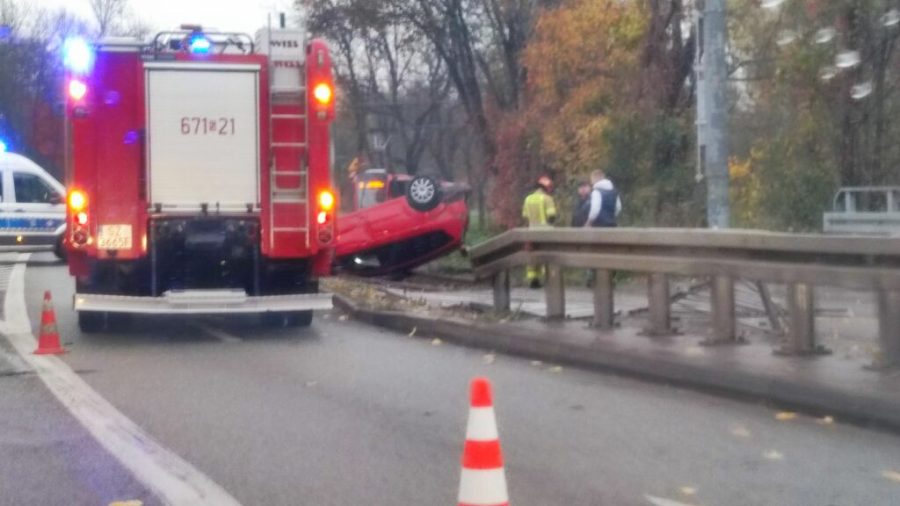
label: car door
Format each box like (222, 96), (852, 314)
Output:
(10, 170), (65, 245)
(0, 168), (12, 242)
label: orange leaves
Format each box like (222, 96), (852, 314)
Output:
(516, 0), (647, 176)
(525, 0), (644, 106)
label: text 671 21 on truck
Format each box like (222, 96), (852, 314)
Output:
(63, 26), (337, 332)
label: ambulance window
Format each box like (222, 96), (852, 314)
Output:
(13, 172), (57, 204)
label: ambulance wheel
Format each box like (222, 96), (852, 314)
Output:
(53, 236), (67, 262)
(78, 311), (106, 333)
(406, 176), (441, 212)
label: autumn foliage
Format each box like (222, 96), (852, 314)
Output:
(491, 0), (698, 227)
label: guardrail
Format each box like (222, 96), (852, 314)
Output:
(823, 211), (900, 236)
(468, 228), (900, 369)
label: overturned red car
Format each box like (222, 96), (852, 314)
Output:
(335, 169), (469, 277)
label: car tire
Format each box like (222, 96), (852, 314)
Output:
(406, 175), (441, 212)
(53, 236), (67, 262)
(78, 311), (106, 333)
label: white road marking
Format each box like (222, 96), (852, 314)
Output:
(191, 321), (243, 343)
(0, 253), (242, 506)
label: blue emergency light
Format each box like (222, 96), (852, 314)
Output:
(63, 37), (94, 74)
(189, 33), (211, 53)
(0, 140), (7, 153)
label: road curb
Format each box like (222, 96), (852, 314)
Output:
(333, 294), (900, 432)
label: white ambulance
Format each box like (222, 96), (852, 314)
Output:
(0, 145), (67, 259)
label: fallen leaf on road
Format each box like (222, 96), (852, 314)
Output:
(679, 486), (697, 496)
(775, 411), (797, 421)
(431, 338), (442, 346)
(730, 425), (751, 438)
(530, 360), (543, 367)
(644, 494), (698, 506)
(882, 470), (900, 483)
(408, 326), (417, 337)
(763, 449), (784, 460)
(549, 365), (563, 373)
(683, 347), (705, 357)
(483, 353), (496, 365)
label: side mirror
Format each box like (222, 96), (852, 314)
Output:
(50, 194), (64, 205)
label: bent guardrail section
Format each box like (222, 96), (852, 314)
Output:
(468, 228), (900, 369)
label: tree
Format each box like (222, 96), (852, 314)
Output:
(491, 0), (700, 227)
(728, 0), (899, 230)
(0, 1), (92, 175)
(305, 0), (457, 174)
(90, 0), (127, 37)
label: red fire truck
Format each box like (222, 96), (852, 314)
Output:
(63, 26), (337, 331)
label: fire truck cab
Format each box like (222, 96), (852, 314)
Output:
(63, 27), (337, 331)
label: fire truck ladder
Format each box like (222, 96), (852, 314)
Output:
(268, 80), (310, 249)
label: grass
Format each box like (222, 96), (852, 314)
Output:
(423, 212), (500, 275)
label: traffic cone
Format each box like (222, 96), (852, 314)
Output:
(34, 291), (66, 355)
(458, 377), (509, 506)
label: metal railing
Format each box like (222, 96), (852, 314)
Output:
(468, 228), (900, 368)
(823, 186), (900, 236)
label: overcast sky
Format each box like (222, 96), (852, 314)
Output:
(30, 0), (300, 37)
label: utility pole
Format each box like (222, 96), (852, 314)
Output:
(696, 0), (730, 228)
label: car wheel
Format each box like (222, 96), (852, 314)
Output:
(78, 311), (106, 333)
(406, 175), (441, 212)
(53, 236), (67, 262)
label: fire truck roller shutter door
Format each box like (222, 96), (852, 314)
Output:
(145, 62), (261, 212)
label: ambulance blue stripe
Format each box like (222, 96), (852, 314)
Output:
(0, 218), (65, 231)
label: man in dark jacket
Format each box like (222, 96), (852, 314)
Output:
(585, 169), (622, 228)
(571, 181), (592, 227)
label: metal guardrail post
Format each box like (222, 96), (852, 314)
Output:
(592, 269), (614, 329)
(492, 270), (510, 313)
(777, 283), (820, 355)
(706, 275), (736, 344)
(545, 265), (565, 320)
(646, 273), (672, 335)
(875, 289), (900, 369)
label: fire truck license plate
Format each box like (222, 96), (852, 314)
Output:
(97, 225), (133, 250)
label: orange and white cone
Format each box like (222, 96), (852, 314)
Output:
(458, 377), (509, 506)
(34, 291), (66, 355)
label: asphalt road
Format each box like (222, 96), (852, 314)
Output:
(2, 253), (900, 505)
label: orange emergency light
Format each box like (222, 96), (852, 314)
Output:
(318, 190), (335, 212)
(68, 190), (88, 211)
(313, 83), (333, 106)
